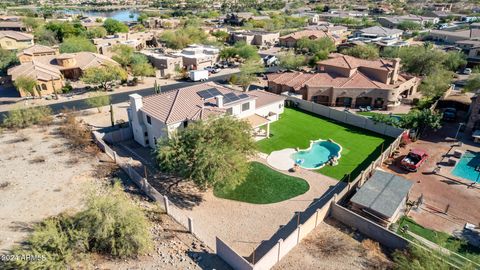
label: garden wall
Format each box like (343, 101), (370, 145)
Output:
(330, 203), (410, 250)
(285, 96), (404, 138)
(218, 133), (405, 270)
(92, 130), (212, 250)
(92, 107), (407, 270)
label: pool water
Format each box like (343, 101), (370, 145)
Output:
(452, 151), (480, 183)
(292, 140), (342, 169)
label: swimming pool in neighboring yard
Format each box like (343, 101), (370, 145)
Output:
(292, 140), (342, 169)
(452, 151), (480, 183)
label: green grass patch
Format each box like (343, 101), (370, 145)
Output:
(397, 216), (480, 264)
(257, 108), (393, 181)
(214, 162), (309, 204)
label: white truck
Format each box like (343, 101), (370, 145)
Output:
(189, 70), (209, 82)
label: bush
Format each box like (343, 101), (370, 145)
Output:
(61, 83), (73, 93)
(76, 181), (153, 257)
(2, 106), (52, 129)
(84, 93), (111, 113)
(59, 113), (92, 150)
(1, 182), (152, 269)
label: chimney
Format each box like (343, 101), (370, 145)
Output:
(215, 95), (224, 108)
(391, 58), (400, 84)
(129, 94), (143, 123)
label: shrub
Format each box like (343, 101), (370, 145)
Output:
(1, 183), (153, 269)
(61, 83), (73, 93)
(76, 181), (153, 257)
(59, 113), (92, 150)
(2, 106), (52, 129)
(84, 93), (111, 113)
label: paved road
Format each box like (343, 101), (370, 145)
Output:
(0, 73), (234, 121)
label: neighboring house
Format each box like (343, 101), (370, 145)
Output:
(467, 91), (480, 133)
(377, 15), (439, 28)
(174, 44), (219, 70)
(424, 10), (462, 20)
(354, 26), (403, 40)
(267, 53), (420, 110)
(279, 29), (339, 48)
(145, 18), (181, 29)
(7, 61), (63, 97)
(350, 170), (413, 226)
(8, 52), (118, 97)
(305, 24), (350, 41)
(427, 29), (474, 44)
(93, 32), (157, 56)
(140, 50), (183, 78)
(17, 45), (59, 63)
(128, 82), (286, 148)
(0, 31), (33, 50)
(229, 31), (279, 47)
(0, 20), (30, 32)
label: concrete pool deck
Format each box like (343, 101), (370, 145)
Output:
(267, 148), (296, 171)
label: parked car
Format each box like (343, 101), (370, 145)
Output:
(442, 107), (457, 121)
(215, 61), (229, 69)
(400, 149), (428, 172)
(463, 68), (472, 75)
(263, 55), (279, 67)
(205, 66), (220, 74)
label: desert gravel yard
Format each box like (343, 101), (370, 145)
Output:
(0, 126), (97, 253)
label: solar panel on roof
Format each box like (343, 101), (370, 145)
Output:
(238, 94), (249, 99)
(206, 88), (222, 97)
(197, 90), (213, 99)
(224, 92), (237, 99)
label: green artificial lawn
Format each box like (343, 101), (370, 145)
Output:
(397, 217), (480, 264)
(213, 162), (309, 204)
(257, 108), (393, 181)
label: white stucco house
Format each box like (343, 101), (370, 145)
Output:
(128, 82), (286, 148)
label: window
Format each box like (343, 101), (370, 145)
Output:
(146, 115), (152, 124)
(241, 102), (250, 112)
(279, 103), (283, 109)
(226, 107), (233, 115)
(183, 120), (188, 128)
(41, 84), (47, 90)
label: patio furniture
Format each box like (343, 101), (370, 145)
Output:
(453, 150), (464, 158)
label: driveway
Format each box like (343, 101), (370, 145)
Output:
(381, 122), (480, 234)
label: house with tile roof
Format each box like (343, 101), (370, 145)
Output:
(128, 82), (286, 148)
(279, 29), (340, 48)
(17, 45), (59, 63)
(267, 54), (420, 110)
(354, 26), (403, 40)
(8, 52), (119, 97)
(0, 31), (33, 50)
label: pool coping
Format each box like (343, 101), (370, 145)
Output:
(292, 138), (343, 170)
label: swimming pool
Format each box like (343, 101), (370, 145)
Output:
(452, 151), (480, 183)
(292, 139), (342, 169)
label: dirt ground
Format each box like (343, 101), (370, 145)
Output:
(0, 124), (230, 269)
(381, 122), (480, 234)
(273, 219), (393, 270)
(0, 125), (97, 253)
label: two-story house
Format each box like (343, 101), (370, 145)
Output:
(267, 53), (420, 110)
(128, 82), (286, 148)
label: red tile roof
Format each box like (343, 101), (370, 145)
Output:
(141, 82), (285, 124)
(318, 53), (395, 71)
